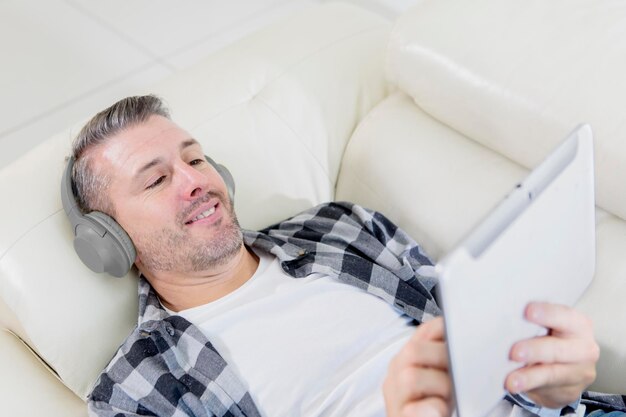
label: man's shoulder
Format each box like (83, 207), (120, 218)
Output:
(260, 201), (384, 231)
(88, 316), (259, 416)
(88, 325), (155, 402)
(251, 200), (411, 254)
(291, 201), (399, 238)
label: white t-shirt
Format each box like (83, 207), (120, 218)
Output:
(167, 250), (415, 417)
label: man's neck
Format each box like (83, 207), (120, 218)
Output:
(142, 245), (260, 312)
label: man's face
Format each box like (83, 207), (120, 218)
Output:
(91, 115), (242, 274)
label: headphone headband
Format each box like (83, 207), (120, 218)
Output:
(62, 157), (107, 237)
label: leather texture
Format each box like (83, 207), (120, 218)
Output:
(1, 1), (625, 415)
(0, 330), (85, 416)
(337, 91), (529, 261)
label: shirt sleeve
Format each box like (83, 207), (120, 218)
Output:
(506, 392), (581, 417)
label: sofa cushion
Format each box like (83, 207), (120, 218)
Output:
(337, 92), (526, 260)
(337, 92), (528, 261)
(386, 0), (626, 221)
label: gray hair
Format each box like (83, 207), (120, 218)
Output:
(71, 95), (170, 216)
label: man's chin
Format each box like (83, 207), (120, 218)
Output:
(134, 207), (242, 273)
(139, 232), (243, 274)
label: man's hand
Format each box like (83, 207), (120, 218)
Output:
(383, 317), (452, 417)
(505, 302), (600, 408)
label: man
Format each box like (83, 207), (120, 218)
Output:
(71, 95), (601, 417)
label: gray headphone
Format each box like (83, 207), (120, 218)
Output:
(61, 155), (235, 277)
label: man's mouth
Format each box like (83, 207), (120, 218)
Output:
(183, 199), (220, 225)
(186, 206), (216, 224)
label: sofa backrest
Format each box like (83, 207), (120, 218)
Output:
(386, 0), (626, 222)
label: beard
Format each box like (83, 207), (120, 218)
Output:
(134, 191), (243, 273)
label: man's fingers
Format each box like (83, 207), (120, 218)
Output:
(401, 397), (451, 417)
(510, 336), (600, 365)
(394, 338), (448, 371)
(411, 317), (445, 342)
(395, 366), (452, 403)
(390, 317), (447, 371)
(504, 304), (599, 409)
(384, 318), (452, 417)
(524, 302), (593, 337)
(505, 363), (596, 395)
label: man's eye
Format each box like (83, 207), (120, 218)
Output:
(147, 176), (165, 189)
(190, 159), (204, 166)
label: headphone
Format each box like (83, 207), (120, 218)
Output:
(61, 155), (235, 277)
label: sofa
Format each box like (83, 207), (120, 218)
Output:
(1, 1), (624, 416)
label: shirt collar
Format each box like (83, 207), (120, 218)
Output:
(135, 229), (303, 327)
(137, 275), (169, 328)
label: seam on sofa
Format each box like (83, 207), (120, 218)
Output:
(337, 157), (391, 216)
(254, 23), (391, 96)
(254, 95), (335, 188)
(0, 209), (63, 262)
(3, 328), (71, 388)
(335, 90), (404, 196)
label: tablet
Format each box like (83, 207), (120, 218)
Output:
(435, 124), (595, 417)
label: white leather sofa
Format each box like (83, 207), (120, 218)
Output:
(1, 1), (624, 416)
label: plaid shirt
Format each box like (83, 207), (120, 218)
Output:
(87, 202), (620, 417)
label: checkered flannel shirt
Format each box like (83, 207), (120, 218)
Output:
(88, 201), (618, 417)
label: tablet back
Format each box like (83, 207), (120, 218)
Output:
(436, 124), (595, 417)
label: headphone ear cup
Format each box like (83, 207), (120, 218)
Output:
(74, 212), (136, 278)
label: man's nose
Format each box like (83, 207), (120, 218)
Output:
(175, 162), (210, 200)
